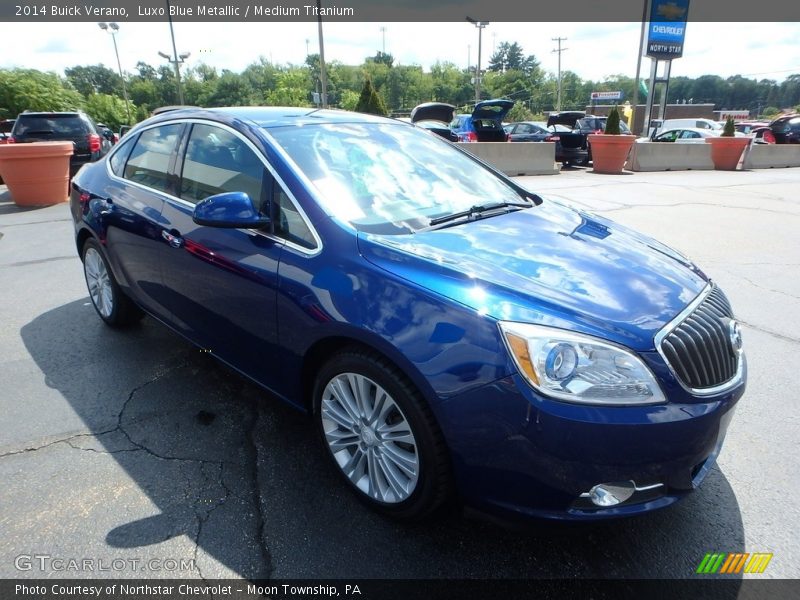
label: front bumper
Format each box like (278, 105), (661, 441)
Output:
(433, 363), (744, 522)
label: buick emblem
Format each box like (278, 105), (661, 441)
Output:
(728, 320), (743, 351)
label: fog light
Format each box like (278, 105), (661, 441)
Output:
(588, 481), (636, 507)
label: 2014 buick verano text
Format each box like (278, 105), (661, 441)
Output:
(69, 107), (745, 522)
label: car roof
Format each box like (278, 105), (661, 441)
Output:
(18, 111), (84, 116)
(147, 106), (395, 129)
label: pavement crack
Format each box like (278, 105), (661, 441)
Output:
(115, 361), (235, 466)
(0, 428), (118, 459)
(739, 320), (800, 345)
(2, 255), (76, 268)
(719, 268), (800, 302)
(247, 398), (273, 578)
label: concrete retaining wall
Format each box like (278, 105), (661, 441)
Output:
(456, 142), (559, 176)
(626, 142), (714, 171)
(743, 144), (800, 169)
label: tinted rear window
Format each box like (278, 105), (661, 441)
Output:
(13, 115), (88, 137)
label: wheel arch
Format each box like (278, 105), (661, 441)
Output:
(300, 333), (440, 418)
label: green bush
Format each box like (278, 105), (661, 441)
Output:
(605, 105), (621, 135)
(355, 77), (388, 116)
(722, 116), (736, 137)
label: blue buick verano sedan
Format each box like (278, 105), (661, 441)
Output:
(70, 107), (745, 522)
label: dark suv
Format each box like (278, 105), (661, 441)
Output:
(10, 112), (110, 176)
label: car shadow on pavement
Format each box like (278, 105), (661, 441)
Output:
(21, 299), (746, 580)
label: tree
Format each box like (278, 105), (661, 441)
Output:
(65, 65), (122, 97)
(506, 102), (534, 122)
(0, 68), (83, 119)
(338, 89), (360, 111)
(84, 93), (134, 129)
(488, 42), (540, 77)
(355, 77), (388, 116)
(266, 68), (312, 107)
(367, 51), (394, 68)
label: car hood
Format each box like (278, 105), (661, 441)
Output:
(358, 200), (708, 351)
(411, 102), (456, 124)
(472, 99), (515, 122)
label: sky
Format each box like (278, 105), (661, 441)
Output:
(3, 21), (800, 84)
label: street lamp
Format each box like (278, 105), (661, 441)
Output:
(157, 49), (191, 105)
(98, 22), (131, 124)
(466, 17), (489, 103)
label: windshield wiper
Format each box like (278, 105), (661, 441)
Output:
(420, 201), (532, 232)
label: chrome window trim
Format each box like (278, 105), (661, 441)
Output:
(654, 283), (744, 397)
(104, 117), (323, 257)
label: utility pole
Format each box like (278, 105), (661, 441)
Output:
(551, 37), (568, 111)
(317, 0), (328, 108)
(380, 26), (386, 54)
(631, 0), (649, 135)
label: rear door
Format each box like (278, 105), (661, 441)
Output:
(103, 122), (185, 320)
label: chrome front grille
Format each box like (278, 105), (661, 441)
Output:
(657, 285), (741, 393)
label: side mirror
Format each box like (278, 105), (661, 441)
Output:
(192, 192), (270, 229)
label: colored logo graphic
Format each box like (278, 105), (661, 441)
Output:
(696, 552), (773, 574)
(656, 2), (688, 20)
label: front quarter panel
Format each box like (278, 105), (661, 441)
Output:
(273, 220), (510, 407)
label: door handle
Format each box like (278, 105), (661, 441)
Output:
(162, 230), (184, 249)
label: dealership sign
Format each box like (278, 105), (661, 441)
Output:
(646, 0), (690, 60)
(590, 91), (623, 101)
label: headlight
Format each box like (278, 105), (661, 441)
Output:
(499, 322), (665, 406)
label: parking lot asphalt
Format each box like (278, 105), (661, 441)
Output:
(1, 166), (798, 581)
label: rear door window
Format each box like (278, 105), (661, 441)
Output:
(109, 134), (138, 176)
(123, 124), (182, 194)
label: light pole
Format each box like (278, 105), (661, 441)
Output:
(98, 22), (131, 125)
(163, 0), (188, 105)
(158, 50), (190, 105)
(466, 17), (489, 103)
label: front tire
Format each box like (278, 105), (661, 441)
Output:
(313, 348), (451, 520)
(82, 238), (144, 327)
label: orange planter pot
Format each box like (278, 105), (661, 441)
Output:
(588, 134), (636, 174)
(705, 136), (751, 171)
(0, 141), (73, 207)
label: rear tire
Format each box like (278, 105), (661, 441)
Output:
(313, 348), (451, 520)
(82, 238), (144, 327)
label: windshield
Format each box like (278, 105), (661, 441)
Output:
(268, 122), (523, 234)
